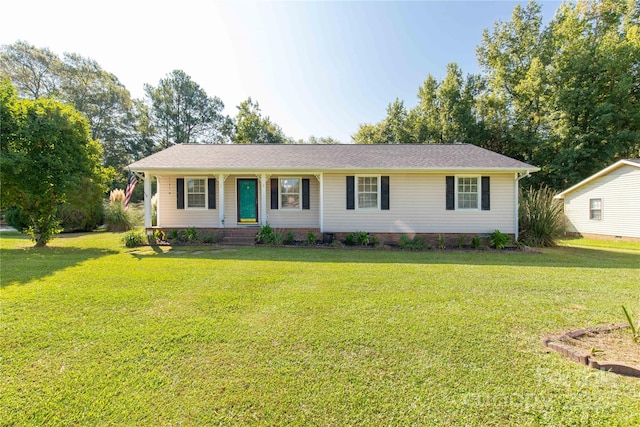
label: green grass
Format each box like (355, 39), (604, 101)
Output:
(2, 232), (639, 426)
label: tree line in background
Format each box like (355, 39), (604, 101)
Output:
(353, 0), (639, 189)
(0, 43), (340, 191)
(1, 0), (638, 194)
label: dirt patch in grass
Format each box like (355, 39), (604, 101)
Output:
(564, 327), (640, 366)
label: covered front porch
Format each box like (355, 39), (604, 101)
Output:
(141, 172), (323, 232)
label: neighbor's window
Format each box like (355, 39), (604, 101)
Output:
(358, 176), (379, 209)
(457, 177), (479, 209)
(280, 178), (300, 209)
(590, 198), (602, 220)
(187, 178), (206, 208)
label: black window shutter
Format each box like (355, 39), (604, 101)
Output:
(208, 178), (216, 209)
(177, 178), (185, 209)
(346, 176), (355, 210)
(381, 176), (390, 210)
(270, 178), (279, 209)
(481, 176), (490, 211)
(302, 178), (310, 210)
(446, 176), (455, 210)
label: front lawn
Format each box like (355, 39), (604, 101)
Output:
(1, 232), (639, 425)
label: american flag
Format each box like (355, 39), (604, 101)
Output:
(124, 173), (138, 210)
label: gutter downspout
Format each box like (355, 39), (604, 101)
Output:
(515, 170), (531, 242)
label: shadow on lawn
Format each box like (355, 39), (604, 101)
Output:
(0, 245), (118, 287)
(136, 245), (640, 269)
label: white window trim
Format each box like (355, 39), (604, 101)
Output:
(185, 177), (208, 210)
(455, 175), (481, 211)
(279, 177), (302, 210)
(355, 174), (381, 210)
(589, 198), (602, 221)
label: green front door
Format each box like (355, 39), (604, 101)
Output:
(237, 179), (258, 223)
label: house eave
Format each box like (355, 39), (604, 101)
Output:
(130, 166), (539, 175)
(555, 159), (640, 199)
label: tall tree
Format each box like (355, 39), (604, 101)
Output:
(544, 0), (640, 188)
(232, 97), (287, 144)
(0, 40), (62, 99)
(0, 78), (108, 246)
(144, 70), (228, 147)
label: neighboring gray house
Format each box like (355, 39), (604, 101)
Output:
(127, 144), (538, 243)
(555, 159), (640, 240)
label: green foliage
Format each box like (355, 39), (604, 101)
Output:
(233, 97), (287, 144)
(168, 229), (179, 241)
(103, 201), (133, 232)
(201, 232), (220, 245)
(488, 230), (511, 250)
(457, 234), (466, 249)
(0, 80), (109, 246)
(4, 206), (29, 231)
(306, 232), (316, 245)
(256, 224), (275, 244)
(355, 231), (370, 246)
(344, 233), (357, 246)
(519, 185), (565, 247)
(151, 229), (166, 244)
(144, 69), (228, 146)
(185, 226), (198, 242)
(272, 232), (284, 246)
(285, 231), (296, 245)
(438, 235), (446, 250)
(121, 229), (147, 248)
(471, 236), (482, 249)
(622, 305), (639, 343)
(398, 235), (428, 251)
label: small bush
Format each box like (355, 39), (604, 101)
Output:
(285, 231), (296, 245)
(151, 229), (166, 244)
(121, 229), (146, 248)
(272, 232), (284, 246)
(398, 234), (427, 251)
(4, 206), (29, 231)
(457, 235), (466, 249)
(306, 232), (316, 245)
(256, 224), (275, 244)
(185, 226), (198, 242)
(519, 185), (565, 247)
(370, 235), (380, 247)
(355, 231), (370, 246)
(344, 233), (356, 246)
(438, 235), (446, 250)
(488, 230), (510, 250)
(168, 229), (179, 241)
(471, 236), (482, 249)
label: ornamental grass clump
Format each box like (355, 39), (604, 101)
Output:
(519, 185), (565, 247)
(104, 189), (133, 232)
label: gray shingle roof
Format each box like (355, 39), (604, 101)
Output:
(128, 144), (538, 172)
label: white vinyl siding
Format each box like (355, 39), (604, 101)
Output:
(563, 165), (640, 238)
(156, 176), (217, 227)
(323, 173), (516, 234)
(267, 176), (320, 228)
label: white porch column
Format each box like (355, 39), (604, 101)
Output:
(259, 174), (268, 226)
(218, 174), (227, 228)
(144, 172), (152, 232)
